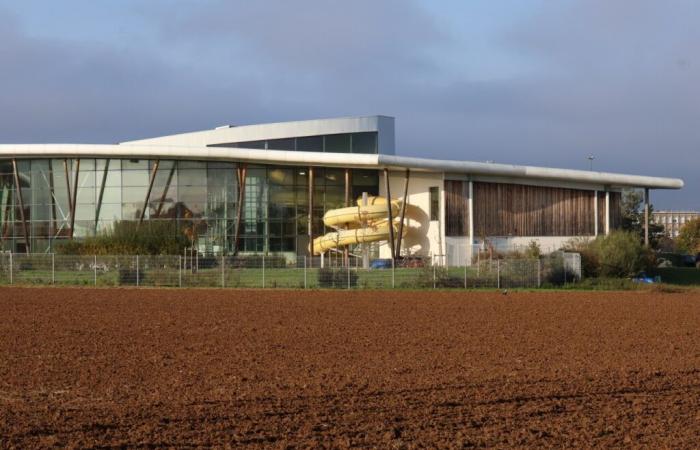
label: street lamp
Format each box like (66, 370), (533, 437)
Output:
(587, 155), (595, 171)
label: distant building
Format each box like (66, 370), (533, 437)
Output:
(653, 211), (700, 238)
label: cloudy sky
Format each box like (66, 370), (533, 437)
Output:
(0, 0), (697, 208)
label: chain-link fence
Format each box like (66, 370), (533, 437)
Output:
(0, 252), (581, 289)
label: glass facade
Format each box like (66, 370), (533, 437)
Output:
(0, 159), (379, 255)
(211, 132), (378, 154)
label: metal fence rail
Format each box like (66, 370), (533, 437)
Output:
(0, 253), (579, 289)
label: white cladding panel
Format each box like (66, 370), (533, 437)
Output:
(122, 115), (395, 154)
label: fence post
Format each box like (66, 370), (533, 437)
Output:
(392, 258), (395, 289)
(497, 259), (501, 289)
(347, 261), (350, 289)
(464, 264), (467, 289)
(136, 255), (140, 287)
(52, 253), (55, 285)
(262, 255), (265, 289)
(537, 258), (541, 288)
(221, 254), (225, 288)
(178, 255), (182, 288)
(94, 255), (97, 286)
(9, 252), (12, 285)
(304, 256), (307, 289)
(433, 262), (436, 289)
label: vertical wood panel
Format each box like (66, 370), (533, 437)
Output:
(472, 182), (597, 237)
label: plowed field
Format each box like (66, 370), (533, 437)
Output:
(2, 287), (700, 448)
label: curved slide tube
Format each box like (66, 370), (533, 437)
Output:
(311, 196), (417, 255)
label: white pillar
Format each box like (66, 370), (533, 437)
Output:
(605, 191), (610, 235)
(593, 190), (599, 237)
(468, 180), (474, 266)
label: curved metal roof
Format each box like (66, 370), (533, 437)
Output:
(0, 143), (684, 190)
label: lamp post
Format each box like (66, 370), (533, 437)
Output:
(588, 155), (595, 171)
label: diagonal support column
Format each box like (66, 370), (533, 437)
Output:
(384, 168), (395, 261)
(395, 169), (410, 259)
(233, 164), (247, 255)
(154, 163), (176, 218)
(139, 160), (160, 224)
(95, 159), (110, 234)
(12, 159), (30, 253)
(69, 159), (80, 239)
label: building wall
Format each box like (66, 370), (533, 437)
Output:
(378, 170), (444, 260)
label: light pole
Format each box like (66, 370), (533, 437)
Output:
(588, 155), (595, 171)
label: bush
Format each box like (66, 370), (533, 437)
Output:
(56, 220), (189, 255)
(590, 231), (652, 277)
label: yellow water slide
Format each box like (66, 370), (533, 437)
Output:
(311, 196), (417, 255)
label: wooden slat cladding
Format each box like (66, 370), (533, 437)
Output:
(473, 182), (596, 237)
(445, 180), (469, 236)
(597, 191), (606, 234)
(609, 191), (622, 230)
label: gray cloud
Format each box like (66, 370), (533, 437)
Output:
(0, 1), (696, 208)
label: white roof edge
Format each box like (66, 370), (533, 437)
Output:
(0, 144), (684, 189)
(378, 155), (684, 190)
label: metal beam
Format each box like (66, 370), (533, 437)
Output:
(11, 159), (30, 253)
(95, 159), (110, 233)
(63, 159), (73, 220)
(395, 169), (410, 259)
(48, 160), (58, 239)
(384, 168), (395, 260)
(154, 163), (176, 218)
(343, 168), (351, 266)
(308, 167), (314, 265)
(69, 159), (80, 239)
(233, 164), (247, 255)
(139, 160), (160, 224)
(644, 188), (650, 246)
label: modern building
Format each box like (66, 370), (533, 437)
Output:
(652, 211), (700, 238)
(0, 116), (684, 264)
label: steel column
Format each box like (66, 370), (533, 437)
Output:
(233, 164), (247, 255)
(69, 159), (80, 239)
(644, 188), (650, 246)
(384, 168), (395, 260)
(395, 169), (410, 259)
(308, 167), (314, 266)
(95, 159), (110, 233)
(11, 159), (30, 253)
(154, 163), (176, 218)
(139, 160), (160, 224)
(344, 168), (350, 266)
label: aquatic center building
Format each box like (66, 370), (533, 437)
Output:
(0, 116), (683, 264)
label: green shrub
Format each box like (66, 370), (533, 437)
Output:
(56, 220), (189, 255)
(590, 231), (652, 277)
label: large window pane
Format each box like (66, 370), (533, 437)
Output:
(351, 132), (378, 154)
(296, 136), (323, 152)
(266, 138), (295, 151)
(324, 134), (351, 153)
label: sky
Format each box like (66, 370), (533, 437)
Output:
(0, 0), (697, 209)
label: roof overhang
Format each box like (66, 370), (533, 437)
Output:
(0, 144), (684, 190)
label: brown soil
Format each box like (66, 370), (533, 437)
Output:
(1, 288), (700, 448)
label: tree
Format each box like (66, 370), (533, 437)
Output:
(677, 218), (700, 254)
(620, 189), (664, 247)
